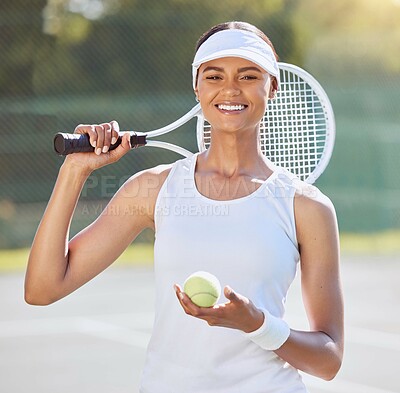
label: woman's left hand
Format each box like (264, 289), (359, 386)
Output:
(174, 284), (264, 333)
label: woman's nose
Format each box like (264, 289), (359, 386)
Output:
(220, 79), (240, 97)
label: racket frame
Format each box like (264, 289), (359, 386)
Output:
(53, 62), (335, 184)
(196, 62), (336, 184)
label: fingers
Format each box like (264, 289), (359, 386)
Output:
(174, 283), (231, 320)
(174, 284), (212, 317)
(174, 284), (239, 314)
(74, 124), (98, 149)
(110, 120), (119, 145)
(174, 284), (197, 312)
(224, 285), (240, 302)
(74, 121), (121, 155)
(108, 131), (131, 162)
(174, 283), (264, 332)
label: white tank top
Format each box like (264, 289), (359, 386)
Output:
(140, 153), (308, 393)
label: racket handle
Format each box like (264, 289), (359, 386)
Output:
(53, 132), (147, 155)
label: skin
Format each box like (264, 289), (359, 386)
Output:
(25, 56), (343, 381)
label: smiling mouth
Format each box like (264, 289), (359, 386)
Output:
(216, 104), (247, 112)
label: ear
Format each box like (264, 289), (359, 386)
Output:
(269, 77), (278, 99)
(194, 88), (199, 102)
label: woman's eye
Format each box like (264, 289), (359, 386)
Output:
(241, 75), (257, 80)
(206, 75), (222, 80)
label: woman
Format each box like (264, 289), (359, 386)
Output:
(25, 21), (344, 393)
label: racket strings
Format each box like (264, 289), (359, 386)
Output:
(202, 69), (330, 182)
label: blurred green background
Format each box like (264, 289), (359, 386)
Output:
(0, 0), (399, 252)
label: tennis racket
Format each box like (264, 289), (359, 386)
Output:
(54, 62), (335, 184)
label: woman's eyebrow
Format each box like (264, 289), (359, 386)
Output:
(202, 66), (224, 73)
(202, 66), (263, 73)
(237, 66), (263, 73)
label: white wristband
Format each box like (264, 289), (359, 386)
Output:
(244, 309), (290, 351)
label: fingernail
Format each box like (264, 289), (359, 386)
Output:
(102, 146), (109, 153)
(179, 293), (184, 300)
(111, 136), (117, 145)
(91, 140), (97, 148)
(95, 147), (101, 155)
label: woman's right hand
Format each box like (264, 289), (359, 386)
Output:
(64, 120), (132, 173)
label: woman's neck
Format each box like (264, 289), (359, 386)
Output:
(198, 130), (272, 179)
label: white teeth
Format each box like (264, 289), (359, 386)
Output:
(218, 104), (245, 111)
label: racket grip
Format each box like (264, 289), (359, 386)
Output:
(53, 132), (147, 155)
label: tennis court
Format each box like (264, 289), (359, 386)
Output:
(1, 2), (399, 392)
(1, 254), (398, 393)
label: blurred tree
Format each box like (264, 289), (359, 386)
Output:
(32, 0), (303, 95)
(294, 0), (400, 77)
(0, 0), (47, 96)
(1, 0), (399, 247)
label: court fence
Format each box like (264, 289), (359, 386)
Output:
(1, 1), (399, 248)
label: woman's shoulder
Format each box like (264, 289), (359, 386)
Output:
(122, 154), (195, 199)
(292, 178), (337, 234)
(270, 165), (336, 224)
(274, 166), (332, 208)
(122, 163), (173, 198)
(295, 182), (334, 214)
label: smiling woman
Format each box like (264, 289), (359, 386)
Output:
(25, 21), (343, 393)
(195, 57), (273, 141)
(191, 24), (280, 163)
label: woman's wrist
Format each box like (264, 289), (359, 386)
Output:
(61, 158), (93, 179)
(242, 308), (265, 333)
(243, 308), (290, 351)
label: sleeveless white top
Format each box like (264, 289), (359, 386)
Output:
(140, 153), (308, 393)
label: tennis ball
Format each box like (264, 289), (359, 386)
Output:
(183, 271), (221, 307)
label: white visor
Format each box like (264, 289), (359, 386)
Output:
(192, 29), (280, 89)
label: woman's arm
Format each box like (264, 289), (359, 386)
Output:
(274, 189), (344, 380)
(25, 164), (167, 305)
(25, 122), (169, 305)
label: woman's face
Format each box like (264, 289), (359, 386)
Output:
(195, 56), (274, 135)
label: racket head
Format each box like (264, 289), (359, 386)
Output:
(196, 62), (336, 184)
